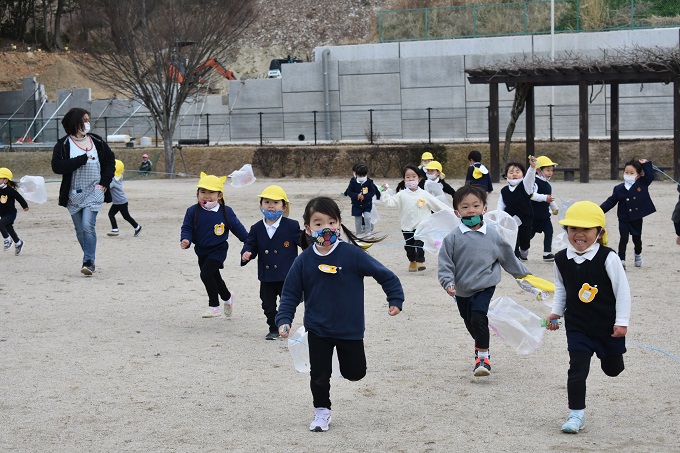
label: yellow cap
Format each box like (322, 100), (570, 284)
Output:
(197, 172), (226, 192)
(424, 161), (445, 179)
(536, 156), (558, 168)
(559, 201), (608, 246)
(257, 185), (289, 202)
(421, 152), (434, 161)
(0, 167), (12, 180)
(114, 160), (124, 180)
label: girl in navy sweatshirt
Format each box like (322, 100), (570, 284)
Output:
(181, 172), (248, 318)
(277, 196), (404, 433)
(0, 167), (28, 255)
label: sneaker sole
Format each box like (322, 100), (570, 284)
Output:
(202, 313), (222, 318)
(561, 424), (584, 434)
(474, 367), (491, 377)
(107, 232), (119, 236)
(309, 418), (331, 432)
(81, 267), (93, 276)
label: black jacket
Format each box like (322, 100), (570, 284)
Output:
(51, 133), (115, 208)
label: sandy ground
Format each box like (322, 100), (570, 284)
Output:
(1, 176), (679, 452)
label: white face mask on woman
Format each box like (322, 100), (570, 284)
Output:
(81, 122), (91, 134)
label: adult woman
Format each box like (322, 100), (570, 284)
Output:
(52, 107), (115, 275)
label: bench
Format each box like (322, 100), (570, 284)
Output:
(553, 167), (578, 181)
(178, 139), (209, 146)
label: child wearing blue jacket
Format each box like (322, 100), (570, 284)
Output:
(181, 172), (248, 318)
(277, 196), (403, 433)
(600, 158), (656, 268)
(241, 185), (301, 340)
(344, 164), (378, 235)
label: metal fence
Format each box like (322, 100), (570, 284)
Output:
(0, 101), (674, 150)
(378, 0), (680, 42)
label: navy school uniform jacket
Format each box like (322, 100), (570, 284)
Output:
(181, 203), (248, 265)
(0, 185), (28, 216)
(465, 163), (493, 192)
(600, 161), (656, 222)
(345, 177), (378, 216)
(240, 217), (301, 282)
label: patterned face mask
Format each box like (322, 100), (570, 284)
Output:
(310, 227), (340, 247)
(200, 200), (219, 210)
(405, 180), (419, 190)
(261, 207), (283, 221)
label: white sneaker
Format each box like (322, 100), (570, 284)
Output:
(15, 240), (24, 256)
(561, 411), (585, 433)
(134, 225), (143, 237)
(202, 306), (222, 318)
(634, 254), (643, 267)
(107, 229), (119, 237)
(3, 239), (12, 251)
(223, 295), (234, 318)
(309, 408), (331, 432)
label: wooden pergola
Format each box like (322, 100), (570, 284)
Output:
(466, 64), (680, 183)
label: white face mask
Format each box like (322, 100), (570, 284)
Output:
(507, 177), (523, 187)
(426, 173), (438, 181)
(623, 174), (637, 185)
(200, 200), (219, 210)
(81, 122), (91, 134)
(405, 180), (419, 190)
(0, 183), (6, 189)
(356, 176), (367, 184)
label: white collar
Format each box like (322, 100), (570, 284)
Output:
(312, 240), (340, 256)
(566, 242), (600, 260)
(263, 216), (282, 229)
(206, 203), (220, 212)
(458, 222), (487, 234)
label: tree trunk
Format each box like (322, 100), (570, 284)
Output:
(502, 83), (531, 172)
(54, 0), (65, 49)
(42, 0), (49, 49)
(162, 130), (175, 177)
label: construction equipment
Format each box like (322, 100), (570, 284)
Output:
(169, 58), (237, 84)
(268, 55), (303, 78)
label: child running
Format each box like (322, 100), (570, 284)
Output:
(276, 196), (404, 432)
(241, 185), (301, 340)
(465, 150), (493, 193)
(107, 160), (142, 237)
(531, 155), (560, 262)
(181, 172), (248, 318)
(424, 161), (456, 199)
(673, 185), (680, 246)
(344, 164), (378, 236)
(0, 167), (28, 255)
(600, 158), (656, 268)
(497, 157), (537, 260)
(381, 164), (450, 272)
(545, 201), (630, 434)
(438, 184), (531, 376)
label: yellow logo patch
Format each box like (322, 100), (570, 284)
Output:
(318, 264), (340, 274)
(283, 241), (290, 248)
(578, 283), (598, 303)
(0, 195), (7, 204)
(214, 223), (225, 236)
(362, 187), (368, 194)
(417, 199), (426, 208)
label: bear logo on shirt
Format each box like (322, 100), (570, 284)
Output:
(578, 283), (598, 303)
(0, 195), (7, 204)
(214, 223), (225, 236)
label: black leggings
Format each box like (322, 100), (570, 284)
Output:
(108, 202), (139, 230)
(618, 219), (643, 260)
(199, 259), (231, 307)
(0, 213), (20, 242)
(515, 223), (533, 255)
(308, 331), (367, 409)
(402, 231), (425, 263)
(567, 349), (625, 410)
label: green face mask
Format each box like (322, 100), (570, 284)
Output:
(460, 214), (483, 227)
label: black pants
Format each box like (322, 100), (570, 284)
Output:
(531, 217), (553, 254)
(260, 281), (284, 332)
(618, 219), (643, 260)
(308, 331), (367, 410)
(455, 286), (495, 350)
(199, 259), (231, 307)
(515, 222), (533, 255)
(0, 212), (20, 242)
(108, 202), (139, 230)
(567, 350), (625, 410)
(402, 231), (424, 263)
(675, 221), (680, 237)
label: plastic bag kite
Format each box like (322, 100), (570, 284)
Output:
(370, 204), (380, 225)
(229, 164), (256, 188)
(424, 179), (448, 204)
(552, 231), (568, 252)
(414, 208), (458, 254)
(516, 275), (555, 307)
(484, 209), (519, 248)
(487, 296), (545, 355)
(557, 199), (573, 222)
(287, 326), (342, 377)
(18, 175), (47, 204)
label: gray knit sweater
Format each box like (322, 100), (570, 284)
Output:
(437, 224), (530, 297)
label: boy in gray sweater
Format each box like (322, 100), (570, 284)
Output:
(438, 184), (531, 376)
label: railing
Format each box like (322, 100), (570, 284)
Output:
(378, 0), (680, 42)
(0, 101), (674, 150)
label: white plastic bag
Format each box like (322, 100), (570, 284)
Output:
(287, 326), (342, 377)
(558, 199), (573, 222)
(484, 209), (519, 248)
(552, 231), (568, 252)
(424, 179), (448, 204)
(414, 208), (458, 254)
(229, 164), (256, 188)
(370, 204), (380, 225)
(487, 296), (545, 355)
(18, 175), (47, 204)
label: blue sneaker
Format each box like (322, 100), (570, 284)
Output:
(561, 412), (585, 433)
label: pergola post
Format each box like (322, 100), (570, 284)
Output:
(526, 85), (535, 160)
(611, 83), (620, 180)
(675, 78), (680, 181)
(579, 81), (590, 183)
(489, 82), (500, 182)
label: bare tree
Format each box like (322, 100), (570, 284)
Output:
(503, 83), (530, 171)
(53, 0), (66, 49)
(80, 0), (256, 175)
